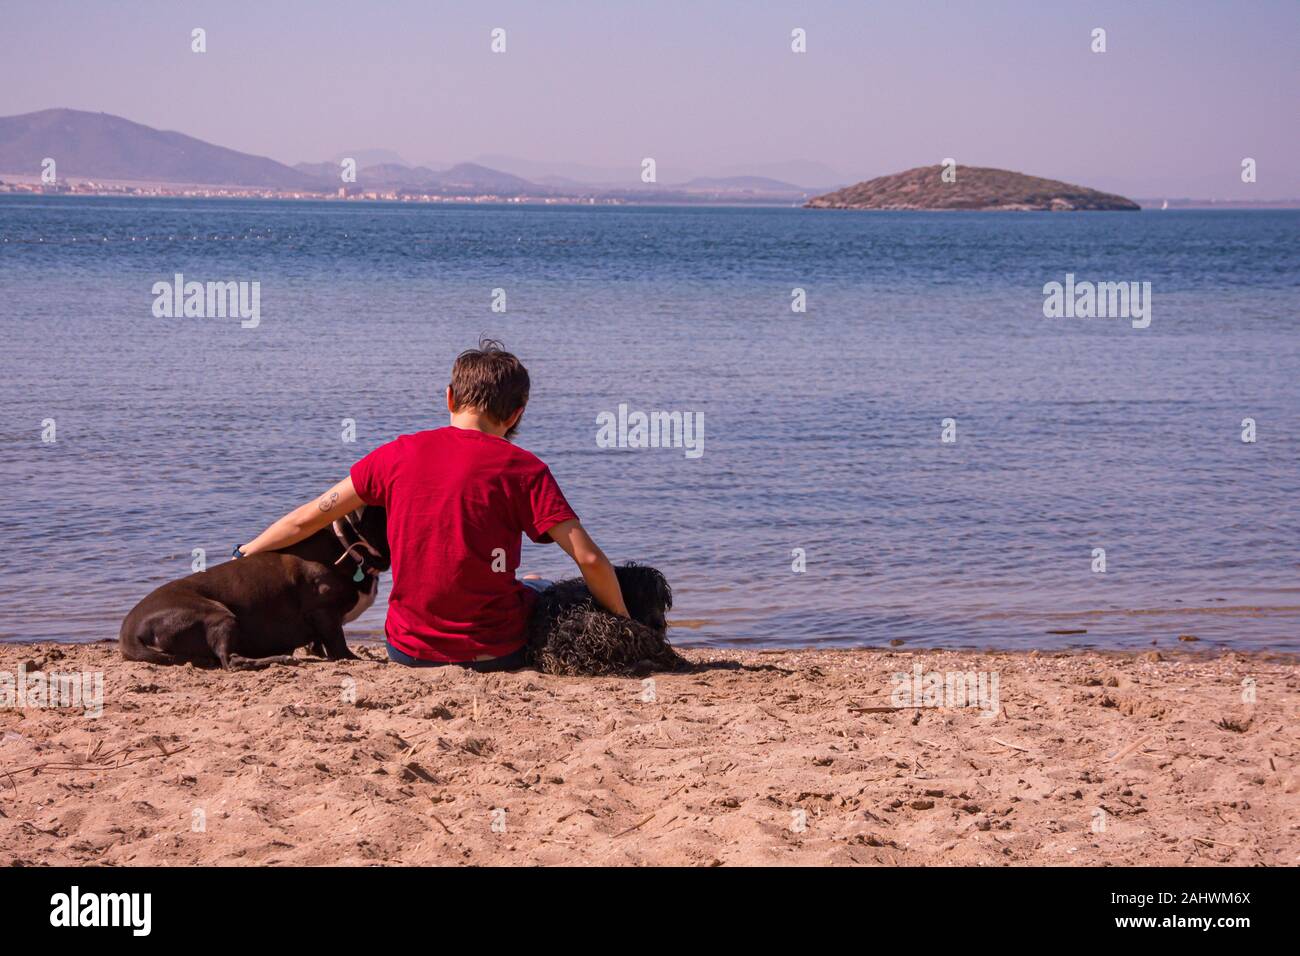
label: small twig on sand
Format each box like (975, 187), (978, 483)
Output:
(990, 738), (1030, 753)
(614, 812), (657, 837)
(1192, 836), (1240, 849)
(427, 803), (454, 835)
(2, 744), (191, 781)
(1108, 734), (1152, 763)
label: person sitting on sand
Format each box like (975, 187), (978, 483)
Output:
(234, 338), (629, 670)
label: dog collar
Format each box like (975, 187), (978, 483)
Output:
(331, 512), (383, 584)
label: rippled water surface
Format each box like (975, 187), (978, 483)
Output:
(2, 196), (1297, 650)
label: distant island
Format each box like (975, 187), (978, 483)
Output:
(805, 165), (1140, 211)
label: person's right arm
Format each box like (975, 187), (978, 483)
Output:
(238, 477), (363, 556)
(546, 519), (629, 618)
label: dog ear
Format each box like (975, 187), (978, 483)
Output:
(659, 572), (673, 611)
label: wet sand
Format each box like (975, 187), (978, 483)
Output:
(1, 641), (1296, 866)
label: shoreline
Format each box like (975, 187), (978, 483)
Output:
(2, 642), (1295, 866)
(5, 191), (1300, 211)
(6, 637), (1297, 662)
(14, 636), (1299, 667)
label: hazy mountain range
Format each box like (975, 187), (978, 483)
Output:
(0, 109), (841, 201)
(0, 109), (321, 190)
(469, 154), (847, 190)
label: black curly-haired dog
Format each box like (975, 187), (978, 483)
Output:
(526, 563), (686, 676)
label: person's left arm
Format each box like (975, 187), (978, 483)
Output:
(546, 519), (629, 618)
(238, 476), (363, 556)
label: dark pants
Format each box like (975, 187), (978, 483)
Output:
(386, 641), (528, 672)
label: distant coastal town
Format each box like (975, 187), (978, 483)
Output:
(0, 176), (628, 205)
(6, 176), (1295, 211)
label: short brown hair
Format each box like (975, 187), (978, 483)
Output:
(449, 338), (530, 434)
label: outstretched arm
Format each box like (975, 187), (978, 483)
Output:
(547, 519), (629, 618)
(239, 477), (363, 556)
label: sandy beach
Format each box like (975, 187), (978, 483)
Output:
(1, 640), (1295, 866)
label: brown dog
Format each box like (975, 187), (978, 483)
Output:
(119, 507), (389, 669)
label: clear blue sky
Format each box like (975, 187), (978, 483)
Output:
(1, 0), (1296, 196)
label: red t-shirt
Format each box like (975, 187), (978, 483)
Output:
(350, 427), (578, 662)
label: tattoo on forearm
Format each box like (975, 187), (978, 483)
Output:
(318, 491), (339, 513)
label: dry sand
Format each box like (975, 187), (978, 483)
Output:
(1, 641), (1296, 866)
